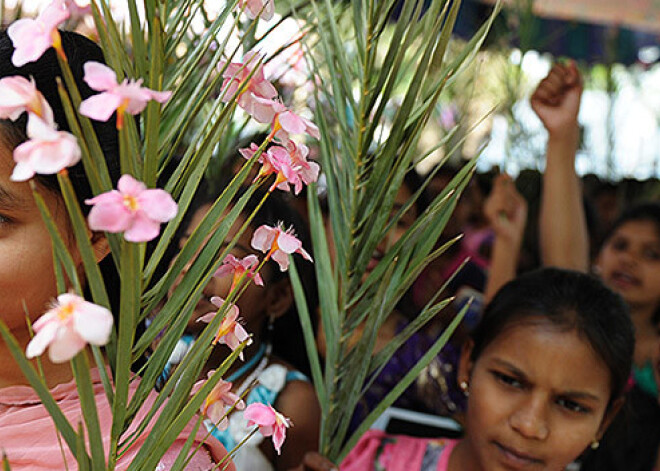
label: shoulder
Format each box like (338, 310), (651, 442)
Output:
(275, 369), (319, 426)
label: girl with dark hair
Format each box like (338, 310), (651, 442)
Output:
(340, 268), (634, 471)
(0, 30), (232, 469)
(533, 62), (660, 470)
(158, 181), (321, 471)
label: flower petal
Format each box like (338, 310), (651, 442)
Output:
(137, 189), (178, 222)
(86, 198), (133, 233)
(7, 20), (53, 67)
(25, 321), (58, 359)
(73, 301), (113, 346)
(48, 327), (87, 363)
(275, 230), (302, 254)
(251, 225), (276, 253)
(79, 92), (122, 122)
(83, 61), (118, 91)
(123, 212), (161, 242)
(117, 174), (147, 195)
(244, 403), (276, 427)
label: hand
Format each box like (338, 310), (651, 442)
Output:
(288, 452), (338, 471)
(484, 174), (527, 245)
(530, 61), (582, 137)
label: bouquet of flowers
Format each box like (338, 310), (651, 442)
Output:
(0, 0), (497, 468)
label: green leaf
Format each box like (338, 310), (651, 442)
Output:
(109, 241), (142, 464)
(289, 257), (327, 410)
(76, 422), (91, 471)
(71, 352), (106, 470)
(31, 185), (82, 294)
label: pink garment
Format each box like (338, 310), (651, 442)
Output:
(340, 429), (457, 471)
(0, 369), (235, 471)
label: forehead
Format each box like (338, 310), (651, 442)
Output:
(479, 320), (612, 395)
(0, 140), (32, 207)
(611, 219), (660, 243)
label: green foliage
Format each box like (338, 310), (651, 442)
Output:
(287, 0), (499, 460)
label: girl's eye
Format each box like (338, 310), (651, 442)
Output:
(493, 371), (523, 389)
(556, 397), (590, 414)
(611, 238), (628, 252)
(642, 248), (660, 261)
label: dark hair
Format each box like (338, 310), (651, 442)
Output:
(602, 202), (660, 245)
(180, 179), (319, 375)
(0, 30), (121, 310)
(471, 268), (635, 408)
(402, 169), (429, 216)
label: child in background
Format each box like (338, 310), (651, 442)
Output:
(341, 267), (634, 471)
(533, 61), (660, 470)
(159, 181), (321, 471)
(0, 30), (231, 469)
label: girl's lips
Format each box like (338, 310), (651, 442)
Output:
(609, 271), (641, 290)
(366, 251), (383, 272)
(493, 441), (544, 469)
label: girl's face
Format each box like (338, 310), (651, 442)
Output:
(170, 204), (268, 334)
(596, 219), (660, 311)
(0, 144), (74, 335)
(457, 320), (616, 471)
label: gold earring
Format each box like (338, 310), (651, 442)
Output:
(590, 440), (600, 450)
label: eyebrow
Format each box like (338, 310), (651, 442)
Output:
(0, 184), (27, 209)
(490, 358), (602, 401)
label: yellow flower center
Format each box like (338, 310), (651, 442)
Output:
(56, 302), (76, 322)
(123, 194), (139, 212)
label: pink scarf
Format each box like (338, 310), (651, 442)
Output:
(0, 369), (234, 470)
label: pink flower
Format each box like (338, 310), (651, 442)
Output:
(244, 403), (291, 455)
(251, 223), (312, 272)
(26, 293), (113, 363)
(249, 97), (320, 141)
(11, 114), (81, 181)
(221, 52), (278, 116)
(282, 139), (319, 186)
(79, 62), (172, 128)
(85, 174), (178, 243)
(238, 0), (275, 21)
(64, 0), (92, 21)
(7, 0), (69, 67)
(240, 143), (302, 194)
(197, 297), (252, 357)
(214, 254), (264, 291)
(192, 373), (245, 431)
(0, 76), (54, 124)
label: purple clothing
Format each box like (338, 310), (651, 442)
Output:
(351, 322), (465, 433)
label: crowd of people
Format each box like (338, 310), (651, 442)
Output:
(0, 20), (658, 471)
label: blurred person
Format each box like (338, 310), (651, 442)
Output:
(158, 182), (321, 471)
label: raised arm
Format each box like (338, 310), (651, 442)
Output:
(483, 173), (527, 303)
(532, 61), (589, 271)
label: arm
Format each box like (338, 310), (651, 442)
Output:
(483, 174), (527, 303)
(532, 61), (589, 271)
(274, 379), (322, 471)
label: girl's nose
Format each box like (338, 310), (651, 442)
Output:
(509, 397), (550, 441)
